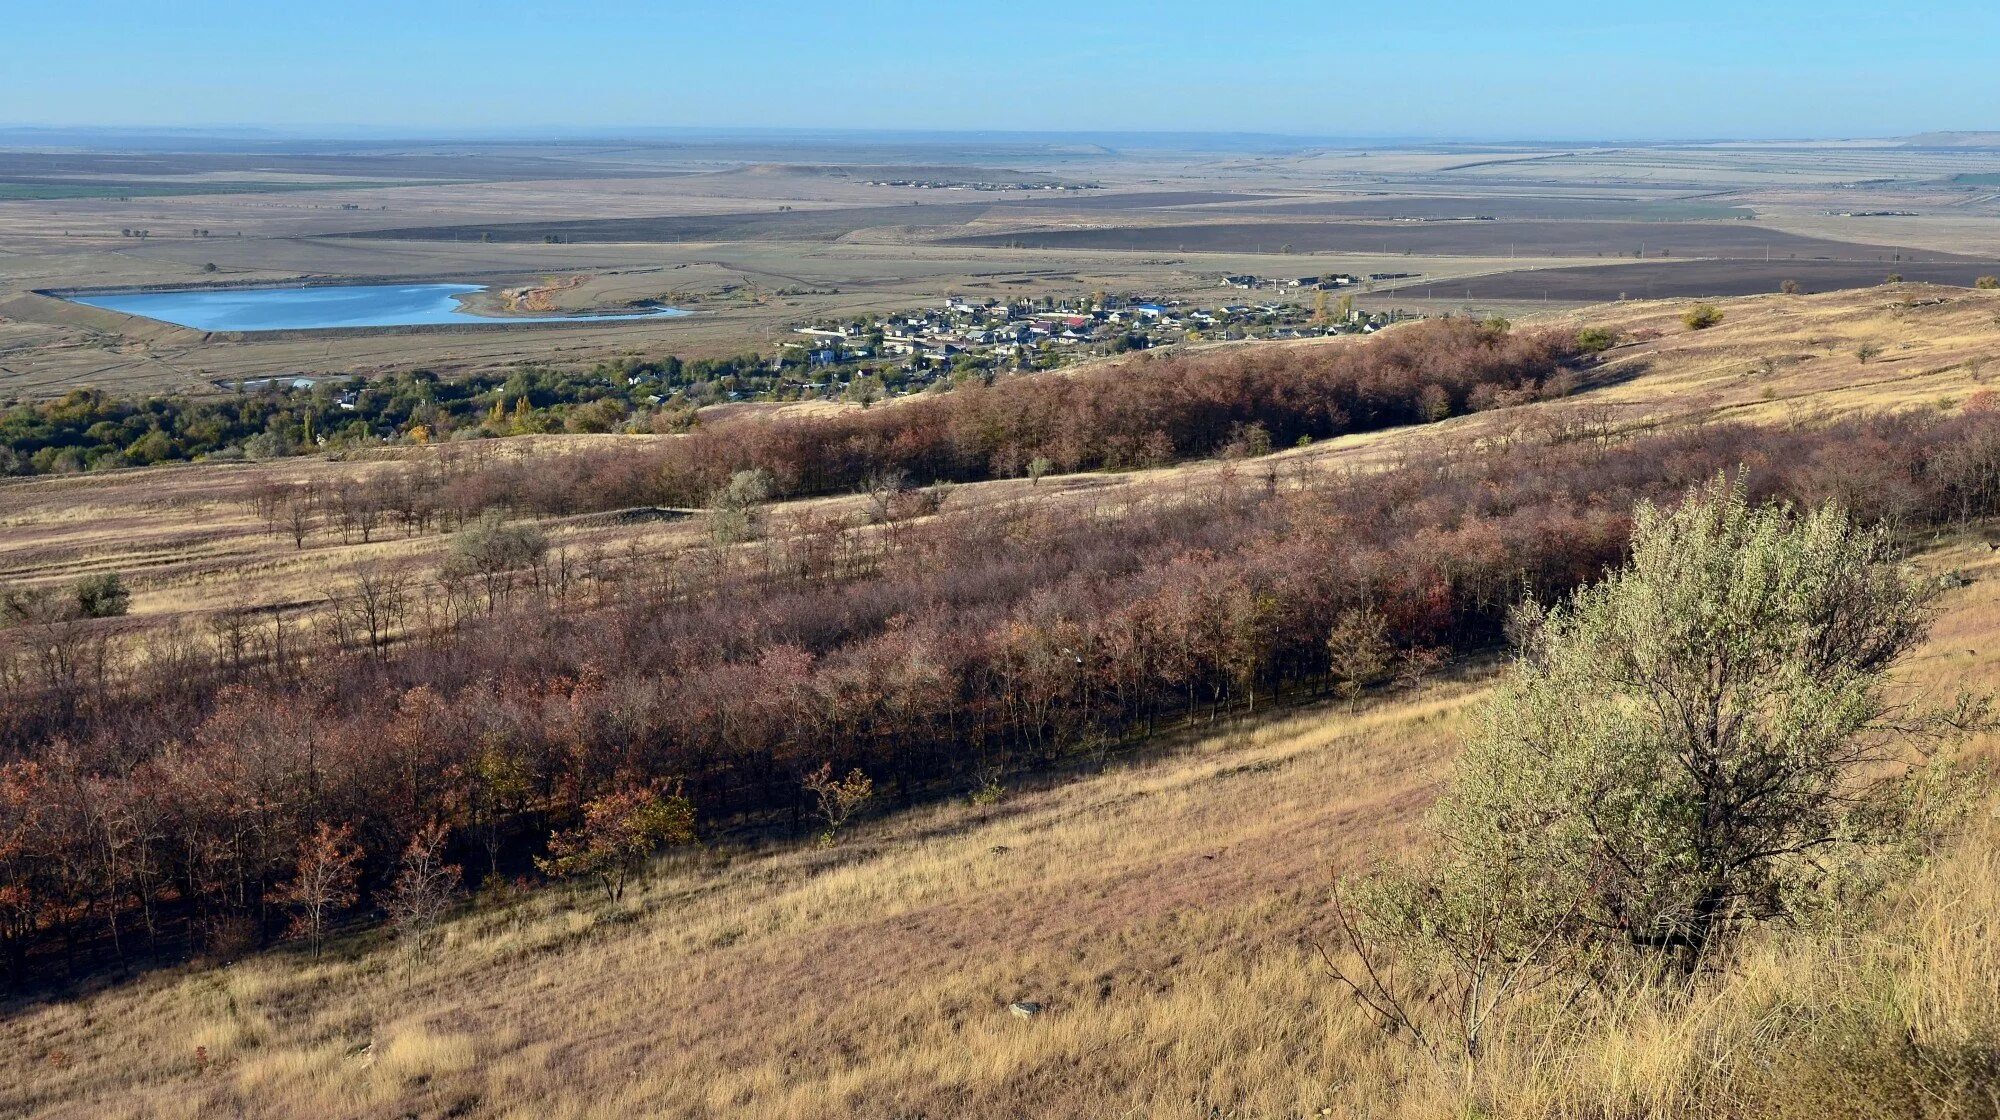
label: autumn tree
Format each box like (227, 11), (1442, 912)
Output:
(383, 821), (462, 970)
(466, 744), (535, 875)
(274, 823), (362, 959)
(802, 763), (874, 848)
(0, 762), (50, 986)
(1327, 606), (1393, 709)
(537, 783), (696, 902)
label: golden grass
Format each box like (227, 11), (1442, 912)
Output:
(5, 529), (1999, 1119)
(12, 288), (2000, 1116)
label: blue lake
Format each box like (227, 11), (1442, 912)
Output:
(64, 283), (689, 331)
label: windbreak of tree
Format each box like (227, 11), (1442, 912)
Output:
(8, 401), (2000, 988)
(0, 318), (1573, 491)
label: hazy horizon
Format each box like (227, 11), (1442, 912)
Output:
(0, 123), (1990, 153)
(8, 0), (2000, 141)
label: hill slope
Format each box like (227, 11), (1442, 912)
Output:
(6, 530), (1998, 1118)
(10, 285), (2000, 1118)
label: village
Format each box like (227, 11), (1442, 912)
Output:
(773, 276), (1411, 401)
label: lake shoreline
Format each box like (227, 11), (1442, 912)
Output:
(52, 280), (689, 332)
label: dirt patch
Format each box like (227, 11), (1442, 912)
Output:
(1412, 259), (2000, 301)
(941, 219), (1979, 260)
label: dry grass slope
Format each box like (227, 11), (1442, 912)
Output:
(10, 287), (2000, 1117)
(1, 680), (1474, 1119)
(5, 528), (2000, 1119)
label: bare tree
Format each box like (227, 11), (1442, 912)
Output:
(383, 822), (462, 973)
(444, 513), (549, 612)
(338, 561), (408, 658)
(274, 823), (361, 959)
(283, 489), (317, 551)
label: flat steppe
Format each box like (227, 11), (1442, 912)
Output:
(10, 138), (2000, 396)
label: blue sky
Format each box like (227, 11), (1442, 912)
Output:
(6, 0), (1999, 140)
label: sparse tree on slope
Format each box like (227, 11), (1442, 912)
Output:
(384, 821), (462, 971)
(802, 763), (874, 848)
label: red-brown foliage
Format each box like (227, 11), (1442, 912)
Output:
(8, 396), (2000, 989)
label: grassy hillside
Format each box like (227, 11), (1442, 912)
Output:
(5, 531), (1996, 1119)
(8, 283), (2000, 638)
(9, 285), (2000, 1118)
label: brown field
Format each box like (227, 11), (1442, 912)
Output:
(1226, 195), (1755, 220)
(1389, 258), (2000, 302)
(940, 218), (1972, 260)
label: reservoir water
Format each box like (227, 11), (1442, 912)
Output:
(64, 282), (689, 332)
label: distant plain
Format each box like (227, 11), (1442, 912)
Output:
(7, 136), (2000, 397)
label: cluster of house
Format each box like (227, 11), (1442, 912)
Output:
(863, 178), (1100, 193)
(777, 291), (1401, 386)
(1221, 273), (1359, 291)
(1218, 272), (1424, 291)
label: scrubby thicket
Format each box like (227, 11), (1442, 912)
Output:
(7, 393), (2000, 986)
(648, 318), (1584, 499)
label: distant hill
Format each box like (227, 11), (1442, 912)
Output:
(1900, 131), (2000, 148)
